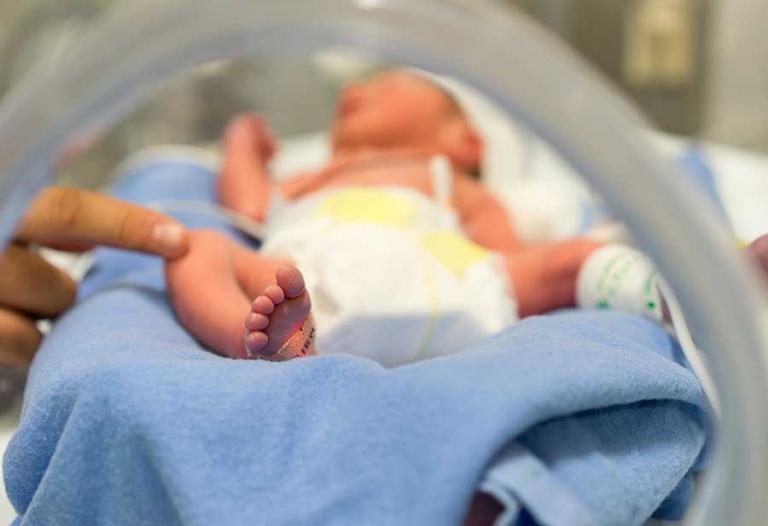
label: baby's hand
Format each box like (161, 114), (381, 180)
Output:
(224, 113), (278, 166)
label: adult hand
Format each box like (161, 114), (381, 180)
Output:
(0, 187), (189, 366)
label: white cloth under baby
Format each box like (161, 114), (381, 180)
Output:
(260, 185), (517, 367)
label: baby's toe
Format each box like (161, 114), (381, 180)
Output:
(275, 265), (306, 299)
(264, 284), (285, 305)
(251, 295), (275, 315)
(245, 313), (269, 331)
(244, 331), (269, 355)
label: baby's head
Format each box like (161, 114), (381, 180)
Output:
(331, 70), (483, 174)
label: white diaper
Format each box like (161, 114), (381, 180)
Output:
(261, 186), (517, 367)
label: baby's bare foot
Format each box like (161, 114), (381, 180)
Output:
(244, 264), (315, 360)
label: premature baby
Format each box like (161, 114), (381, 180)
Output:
(164, 70), (767, 364)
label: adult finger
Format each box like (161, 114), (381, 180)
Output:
(15, 187), (189, 259)
(0, 308), (41, 367)
(0, 245), (77, 317)
(748, 233), (768, 276)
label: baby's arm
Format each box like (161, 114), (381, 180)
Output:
(503, 239), (603, 318)
(453, 173), (522, 253)
(217, 115), (277, 222)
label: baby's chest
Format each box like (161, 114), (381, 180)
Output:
(325, 164), (435, 196)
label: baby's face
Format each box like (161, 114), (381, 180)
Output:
(331, 71), (459, 153)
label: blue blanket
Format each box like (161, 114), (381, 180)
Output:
(4, 159), (709, 526)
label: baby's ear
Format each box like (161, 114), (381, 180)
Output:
(440, 119), (484, 173)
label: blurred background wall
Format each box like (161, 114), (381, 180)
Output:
(511, 0), (768, 154)
(0, 0), (766, 187)
(702, 0), (768, 153)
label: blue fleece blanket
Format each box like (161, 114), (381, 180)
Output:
(3, 158), (710, 526)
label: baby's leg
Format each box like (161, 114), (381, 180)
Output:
(503, 239), (603, 318)
(165, 229), (314, 360)
(217, 115), (274, 222)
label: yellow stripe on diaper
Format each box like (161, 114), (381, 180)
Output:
(316, 188), (416, 228)
(419, 230), (490, 277)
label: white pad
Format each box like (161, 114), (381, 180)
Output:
(576, 244), (664, 321)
